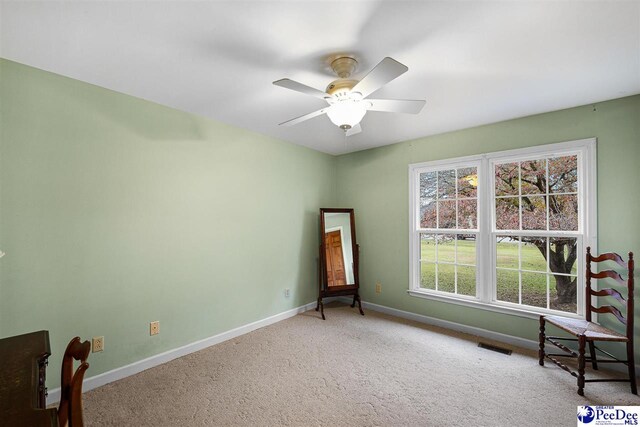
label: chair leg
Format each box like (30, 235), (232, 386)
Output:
(588, 341), (598, 370)
(538, 316), (545, 366)
(578, 335), (586, 396)
(627, 340), (637, 395)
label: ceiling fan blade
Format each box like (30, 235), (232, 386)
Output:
(273, 78), (329, 100)
(278, 107), (329, 126)
(345, 123), (362, 137)
(367, 99), (426, 114)
(351, 57), (408, 98)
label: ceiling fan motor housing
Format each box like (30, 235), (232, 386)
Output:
(326, 79), (358, 97)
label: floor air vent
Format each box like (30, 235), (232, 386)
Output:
(478, 342), (512, 355)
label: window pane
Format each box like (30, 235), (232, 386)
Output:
(549, 274), (577, 314)
(522, 195), (547, 230)
(420, 171), (437, 197)
(420, 234), (436, 261)
(495, 162), (519, 196)
(420, 262), (436, 290)
(521, 238), (547, 272)
(549, 194), (578, 231)
(521, 159), (546, 195)
(549, 155), (578, 193)
(495, 197), (519, 230)
(458, 167), (478, 198)
(549, 237), (578, 276)
(420, 171), (437, 228)
(456, 236), (476, 266)
(496, 269), (519, 304)
(438, 200), (456, 228)
(437, 235), (456, 263)
(420, 200), (437, 228)
(438, 263), (455, 293)
(457, 199), (477, 229)
(496, 236), (519, 269)
(522, 272), (547, 308)
(457, 265), (476, 296)
(438, 169), (456, 199)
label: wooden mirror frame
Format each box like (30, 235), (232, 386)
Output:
(316, 208), (364, 320)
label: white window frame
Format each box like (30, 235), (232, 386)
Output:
(408, 138), (597, 320)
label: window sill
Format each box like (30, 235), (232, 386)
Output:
(407, 289), (583, 320)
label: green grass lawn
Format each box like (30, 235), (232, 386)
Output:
(419, 237), (576, 313)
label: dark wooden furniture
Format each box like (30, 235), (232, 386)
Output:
(0, 330), (59, 426)
(539, 247), (636, 395)
(316, 208), (364, 319)
(58, 337), (90, 427)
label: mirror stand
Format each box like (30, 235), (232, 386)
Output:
(316, 244), (364, 320)
(316, 208), (365, 320)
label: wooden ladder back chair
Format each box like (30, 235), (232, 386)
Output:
(58, 337), (90, 427)
(538, 247), (636, 396)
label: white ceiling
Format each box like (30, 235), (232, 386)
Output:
(1, 1), (639, 155)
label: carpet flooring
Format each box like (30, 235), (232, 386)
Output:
(83, 303), (640, 426)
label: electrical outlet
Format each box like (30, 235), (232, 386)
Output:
(375, 282), (382, 294)
(92, 336), (104, 353)
(150, 321), (160, 336)
(284, 288), (290, 298)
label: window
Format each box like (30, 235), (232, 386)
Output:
(409, 139), (596, 318)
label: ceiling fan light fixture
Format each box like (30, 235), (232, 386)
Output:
(326, 100), (367, 130)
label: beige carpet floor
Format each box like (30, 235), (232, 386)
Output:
(83, 303), (640, 426)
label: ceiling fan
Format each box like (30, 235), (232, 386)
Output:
(273, 56), (426, 136)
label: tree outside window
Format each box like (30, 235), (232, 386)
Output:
(494, 155), (579, 313)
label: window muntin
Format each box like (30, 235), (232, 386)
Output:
(409, 139), (594, 318)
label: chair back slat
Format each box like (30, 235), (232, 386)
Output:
(586, 247), (634, 338)
(591, 288), (626, 304)
(591, 305), (627, 325)
(591, 270), (625, 284)
(590, 252), (626, 266)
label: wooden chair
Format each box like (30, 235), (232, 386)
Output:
(538, 247), (636, 396)
(58, 337), (90, 427)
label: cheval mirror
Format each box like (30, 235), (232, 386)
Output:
(316, 208), (364, 320)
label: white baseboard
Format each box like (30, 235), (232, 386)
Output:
(339, 297), (639, 376)
(46, 301), (317, 405)
(337, 297), (539, 350)
(47, 297), (637, 404)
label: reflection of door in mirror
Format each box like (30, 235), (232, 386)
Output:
(325, 230), (346, 287)
(323, 213), (355, 285)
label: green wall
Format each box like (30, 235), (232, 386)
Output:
(2, 57), (639, 391)
(335, 95), (640, 352)
(0, 59), (335, 389)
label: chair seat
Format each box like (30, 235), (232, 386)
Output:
(545, 315), (628, 342)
